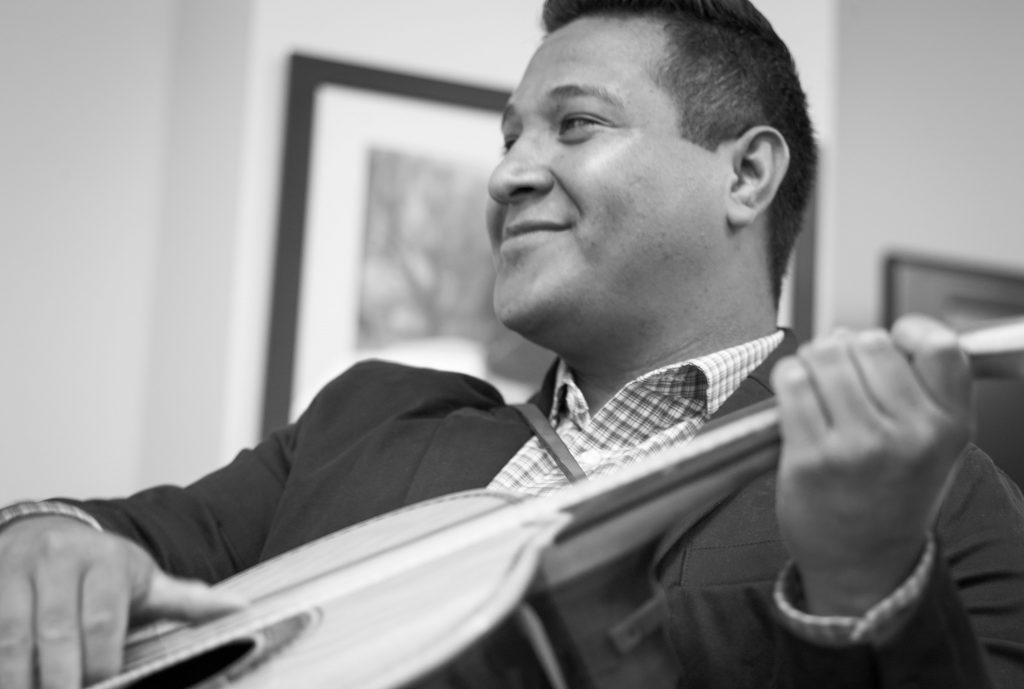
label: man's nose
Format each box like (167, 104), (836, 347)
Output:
(487, 139), (555, 205)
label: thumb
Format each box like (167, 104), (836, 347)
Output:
(891, 314), (972, 417)
(129, 561), (246, 625)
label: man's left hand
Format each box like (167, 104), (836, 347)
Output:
(771, 315), (972, 616)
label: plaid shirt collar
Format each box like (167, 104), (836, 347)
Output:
(549, 330), (784, 434)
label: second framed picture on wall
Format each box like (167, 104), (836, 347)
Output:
(884, 252), (1024, 490)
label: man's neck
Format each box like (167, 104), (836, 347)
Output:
(563, 322), (779, 415)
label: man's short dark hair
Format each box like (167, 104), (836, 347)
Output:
(543, 0), (817, 304)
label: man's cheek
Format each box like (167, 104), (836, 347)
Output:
(484, 200), (506, 249)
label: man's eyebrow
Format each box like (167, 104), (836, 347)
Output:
(501, 83), (625, 128)
(548, 83), (624, 108)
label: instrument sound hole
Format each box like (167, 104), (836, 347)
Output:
(127, 640), (255, 689)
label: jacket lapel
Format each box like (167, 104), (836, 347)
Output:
(649, 330), (799, 550)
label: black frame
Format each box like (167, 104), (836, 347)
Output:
(883, 252), (1024, 328)
(261, 55), (510, 437)
(883, 251), (1024, 489)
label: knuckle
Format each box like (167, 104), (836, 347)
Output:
(914, 410), (951, 441)
(0, 539), (39, 570)
(804, 337), (844, 363)
(919, 330), (962, 362)
(825, 430), (862, 456)
(37, 529), (77, 559)
(36, 611), (77, 644)
(856, 328), (889, 346)
(819, 436), (854, 468)
(891, 414), (966, 467)
(91, 537), (125, 564)
(81, 607), (119, 637)
(819, 433), (890, 473)
(928, 325), (959, 349)
(0, 619), (31, 655)
(772, 358), (807, 389)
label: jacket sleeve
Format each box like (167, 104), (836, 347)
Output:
(53, 359), (379, 583)
(60, 420), (297, 584)
(775, 445), (1024, 689)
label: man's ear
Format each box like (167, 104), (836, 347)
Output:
(725, 126), (790, 230)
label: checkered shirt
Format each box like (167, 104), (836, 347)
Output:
(488, 330), (784, 497)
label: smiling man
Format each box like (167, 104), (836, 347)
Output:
(1, 1), (1023, 688)
(487, 12), (783, 412)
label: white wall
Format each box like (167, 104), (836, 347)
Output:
(137, 0), (254, 489)
(747, 0), (839, 335)
(0, 1), (175, 503)
(828, 0), (1024, 329)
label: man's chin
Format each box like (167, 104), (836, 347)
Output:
(494, 300), (554, 347)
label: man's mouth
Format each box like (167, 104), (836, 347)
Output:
(503, 221), (569, 241)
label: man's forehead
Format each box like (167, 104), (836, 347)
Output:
(502, 16), (667, 125)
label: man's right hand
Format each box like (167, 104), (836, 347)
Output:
(0, 516), (244, 689)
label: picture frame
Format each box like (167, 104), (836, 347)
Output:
(261, 55), (526, 436)
(883, 251), (1024, 488)
(884, 252), (1024, 328)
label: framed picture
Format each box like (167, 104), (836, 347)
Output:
(261, 55), (552, 436)
(883, 251), (1024, 489)
(884, 252), (1024, 328)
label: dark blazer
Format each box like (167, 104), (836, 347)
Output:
(71, 338), (1024, 688)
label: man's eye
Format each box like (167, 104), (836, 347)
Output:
(501, 136), (518, 154)
(559, 116), (599, 135)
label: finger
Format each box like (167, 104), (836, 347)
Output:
(771, 356), (828, 448)
(845, 328), (930, 419)
(795, 334), (880, 430)
(132, 571), (245, 626)
(81, 564), (130, 684)
(0, 576), (33, 689)
(33, 559), (83, 689)
(891, 314), (972, 416)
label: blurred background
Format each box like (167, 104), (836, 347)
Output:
(2, 0), (1023, 504)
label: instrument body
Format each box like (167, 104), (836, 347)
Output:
(98, 492), (560, 688)
(93, 403), (782, 689)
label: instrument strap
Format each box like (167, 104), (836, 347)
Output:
(512, 403), (587, 483)
(515, 604), (571, 689)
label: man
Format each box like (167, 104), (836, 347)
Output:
(1, 0), (1022, 687)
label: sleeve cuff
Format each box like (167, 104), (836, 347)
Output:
(773, 536), (935, 646)
(0, 500), (103, 534)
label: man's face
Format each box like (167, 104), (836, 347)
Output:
(486, 15), (733, 356)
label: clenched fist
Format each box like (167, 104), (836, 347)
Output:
(772, 315), (972, 616)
